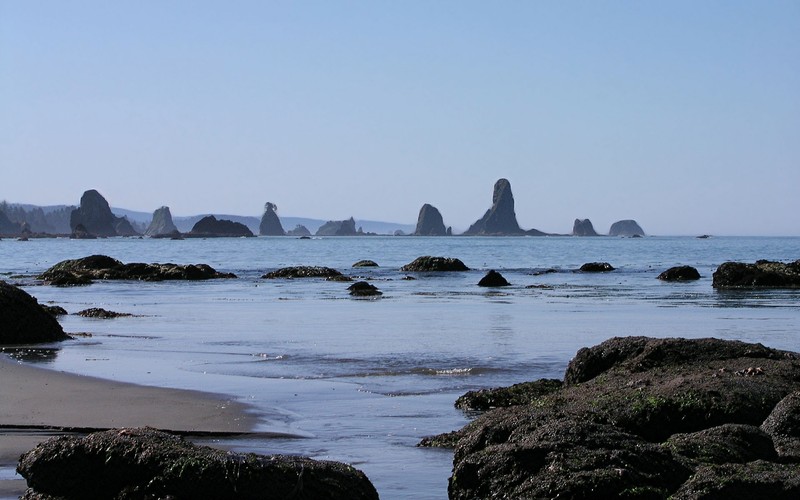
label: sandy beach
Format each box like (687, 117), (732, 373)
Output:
(0, 357), (258, 497)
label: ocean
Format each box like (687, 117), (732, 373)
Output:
(2, 235), (799, 499)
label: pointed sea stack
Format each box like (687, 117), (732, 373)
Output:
(414, 204), (447, 236)
(609, 220), (645, 237)
(572, 219), (598, 236)
(259, 202), (285, 236)
(69, 189), (120, 237)
(463, 179), (546, 235)
(145, 206), (179, 236)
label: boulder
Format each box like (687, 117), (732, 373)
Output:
(413, 204), (447, 236)
(477, 270), (510, 287)
(17, 427), (379, 500)
(347, 281), (382, 297)
(400, 256), (469, 272)
(580, 262), (615, 272)
(572, 218), (599, 236)
(609, 219), (645, 237)
(316, 217), (357, 236)
(0, 280), (70, 344)
(352, 260), (379, 268)
(287, 224), (311, 236)
(39, 255), (236, 282)
(431, 336), (800, 500)
(145, 206), (179, 236)
(658, 265), (701, 282)
(76, 308), (133, 318)
(712, 260), (800, 289)
(455, 379), (562, 411)
(463, 179), (525, 235)
(187, 215), (254, 237)
(70, 189), (139, 237)
(259, 202), (285, 236)
(262, 266), (343, 279)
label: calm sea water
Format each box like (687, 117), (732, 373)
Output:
(2, 235), (799, 499)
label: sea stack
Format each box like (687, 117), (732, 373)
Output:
(259, 202), (285, 236)
(187, 216), (254, 237)
(609, 220), (645, 237)
(463, 179), (525, 235)
(316, 217), (357, 236)
(572, 219), (598, 236)
(145, 206), (179, 236)
(413, 204), (447, 236)
(69, 189), (139, 237)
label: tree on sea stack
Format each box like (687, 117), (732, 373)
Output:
(260, 202), (286, 236)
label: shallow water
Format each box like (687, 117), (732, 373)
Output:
(2, 235), (799, 499)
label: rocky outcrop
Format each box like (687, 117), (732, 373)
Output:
(187, 215), (254, 237)
(0, 280), (70, 344)
(413, 204), (447, 236)
(76, 307), (133, 318)
(352, 260), (378, 268)
(70, 223), (96, 239)
(427, 336), (800, 499)
(287, 225), (311, 236)
(572, 218), (598, 236)
(609, 219), (645, 237)
(262, 266), (343, 279)
(659, 265), (701, 281)
(259, 202), (285, 236)
(145, 206), (178, 236)
(400, 256), (469, 272)
(477, 270), (510, 287)
(455, 379), (563, 412)
(580, 262), (615, 272)
(69, 189), (139, 237)
(39, 255), (236, 283)
(316, 217), (357, 236)
(463, 179), (525, 235)
(17, 427), (379, 500)
(348, 281), (382, 297)
(712, 260), (800, 289)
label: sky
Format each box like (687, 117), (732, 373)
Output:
(1, 1), (798, 236)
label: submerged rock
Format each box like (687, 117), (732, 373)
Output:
(0, 280), (70, 344)
(579, 262), (615, 272)
(572, 218), (599, 236)
(477, 270), (510, 287)
(187, 215), (254, 238)
(259, 202), (285, 236)
(413, 204), (448, 236)
(145, 206), (179, 237)
(17, 427), (379, 500)
(609, 219), (645, 237)
(712, 260), (800, 289)
(262, 266), (343, 279)
(347, 281), (382, 297)
(658, 265), (701, 281)
(39, 255), (236, 282)
(400, 256), (469, 272)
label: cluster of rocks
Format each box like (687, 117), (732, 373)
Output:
(423, 336), (800, 499)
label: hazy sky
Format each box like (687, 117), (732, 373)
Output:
(2, 1), (798, 235)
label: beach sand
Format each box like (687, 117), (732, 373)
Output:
(0, 357), (258, 497)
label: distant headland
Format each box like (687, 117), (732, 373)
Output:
(0, 179), (644, 238)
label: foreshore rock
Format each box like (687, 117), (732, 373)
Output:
(17, 427), (379, 500)
(400, 256), (469, 272)
(659, 265), (701, 282)
(712, 260), (800, 289)
(0, 281), (70, 344)
(262, 266), (343, 279)
(39, 255), (236, 283)
(316, 217), (357, 236)
(580, 262), (615, 272)
(348, 281), (382, 297)
(413, 204), (448, 236)
(259, 202), (285, 236)
(572, 218), (598, 236)
(477, 270), (510, 287)
(77, 307), (133, 318)
(145, 206), (179, 237)
(69, 189), (140, 238)
(609, 219), (645, 237)
(187, 215), (254, 238)
(424, 336), (800, 499)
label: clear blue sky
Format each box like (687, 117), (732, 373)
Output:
(2, 1), (798, 235)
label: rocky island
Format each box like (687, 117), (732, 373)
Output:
(463, 178), (547, 236)
(70, 189), (139, 238)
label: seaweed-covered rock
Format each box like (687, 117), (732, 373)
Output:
(0, 281), (70, 344)
(712, 260), (800, 289)
(664, 424), (777, 466)
(580, 262), (615, 272)
(262, 266), (343, 279)
(672, 461), (800, 499)
(400, 256), (469, 272)
(352, 260), (379, 268)
(659, 265), (701, 282)
(477, 270), (510, 287)
(41, 305), (68, 316)
(347, 281), (382, 297)
(455, 379), (562, 411)
(17, 427), (379, 500)
(76, 308), (133, 319)
(762, 391), (800, 460)
(39, 255), (236, 283)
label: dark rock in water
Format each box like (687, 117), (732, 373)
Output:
(435, 336), (800, 499)
(17, 427), (379, 500)
(572, 218), (599, 236)
(70, 223), (96, 239)
(263, 266), (343, 279)
(77, 307), (133, 318)
(413, 204), (447, 236)
(712, 260), (800, 289)
(348, 281), (382, 297)
(259, 202), (285, 236)
(145, 206), (179, 236)
(400, 256), (469, 272)
(0, 280), (70, 344)
(352, 260), (379, 268)
(463, 179), (525, 235)
(39, 255), (236, 282)
(579, 262), (615, 272)
(316, 217), (357, 236)
(70, 189), (140, 237)
(188, 215), (254, 237)
(287, 224), (311, 236)
(41, 304), (68, 316)
(609, 219), (645, 237)
(455, 379), (562, 411)
(477, 270), (510, 287)
(658, 265), (701, 281)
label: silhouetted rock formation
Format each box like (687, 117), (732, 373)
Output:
(0, 280), (70, 344)
(464, 179), (525, 235)
(580, 262), (615, 272)
(69, 189), (139, 237)
(145, 206), (178, 236)
(478, 270), (510, 287)
(188, 215), (254, 237)
(77, 307), (133, 318)
(609, 219), (645, 237)
(17, 427), (379, 500)
(572, 219), (598, 236)
(70, 223), (96, 239)
(316, 217), (357, 236)
(413, 204), (447, 236)
(287, 224), (311, 236)
(263, 266), (343, 279)
(658, 265), (701, 282)
(712, 260), (800, 289)
(352, 260), (379, 268)
(400, 256), (469, 272)
(39, 255), (236, 283)
(348, 281), (382, 297)
(259, 202), (285, 236)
